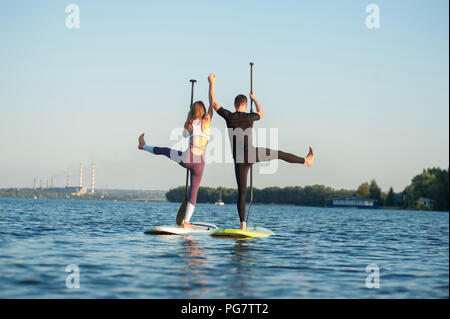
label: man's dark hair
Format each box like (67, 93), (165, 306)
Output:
(234, 94), (247, 108)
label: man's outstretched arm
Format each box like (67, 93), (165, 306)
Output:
(250, 92), (264, 119)
(208, 73), (222, 112)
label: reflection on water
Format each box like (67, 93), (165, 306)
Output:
(227, 241), (254, 298)
(179, 238), (257, 298)
(180, 237), (209, 297)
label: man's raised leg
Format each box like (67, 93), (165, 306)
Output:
(255, 147), (314, 166)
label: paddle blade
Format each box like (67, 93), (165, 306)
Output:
(176, 196), (188, 225)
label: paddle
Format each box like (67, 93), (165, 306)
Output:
(176, 79), (197, 225)
(246, 62), (254, 223)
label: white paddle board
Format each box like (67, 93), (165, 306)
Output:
(144, 222), (218, 235)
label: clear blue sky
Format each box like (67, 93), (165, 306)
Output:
(0, 0), (448, 192)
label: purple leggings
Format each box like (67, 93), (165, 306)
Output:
(153, 147), (205, 206)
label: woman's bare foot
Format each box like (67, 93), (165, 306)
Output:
(138, 133), (145, 150)
(304, 147), (314, 167)
(240, 221), (247, 230)
(181, 222), (194, 229)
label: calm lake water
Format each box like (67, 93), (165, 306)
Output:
(0, 198), (448, 299)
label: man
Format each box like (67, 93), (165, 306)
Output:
(208, 73), (314, 230)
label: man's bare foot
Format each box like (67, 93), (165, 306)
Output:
(138, 133), (145, 150)
(240, 221), (247, 230)
(182, 222), (194, 229)
(304, 147), (314, 167)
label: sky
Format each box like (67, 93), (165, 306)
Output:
(0, 0), (448, 192)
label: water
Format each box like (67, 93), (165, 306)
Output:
(0, 198), (448, 299)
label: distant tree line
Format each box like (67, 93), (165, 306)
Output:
(166, 167), (449, 211)
(166, 185), (355, 207)
(0, 188), (44, 199)
(2, 168), (447, 211)
(357, 167), (449, 211)
(402, 167), (448, 211)
(0, 188), (166, 202)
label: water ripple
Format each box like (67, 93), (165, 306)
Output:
(0, 198), (448, 298)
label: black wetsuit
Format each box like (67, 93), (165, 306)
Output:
(217, 107), (305, 222)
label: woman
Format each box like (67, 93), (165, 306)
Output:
(138, 100), (213, 229)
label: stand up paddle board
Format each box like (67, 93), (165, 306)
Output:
(210, 226), (274, 239)
(144, 222), (218, 235)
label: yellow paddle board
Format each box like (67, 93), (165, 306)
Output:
(210, 226), (274, 239)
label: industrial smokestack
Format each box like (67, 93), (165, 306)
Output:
(90, 163), (95, 195)
(33, 178), (36, 190)
(66, 174), (71, 187)
(40, 180), (43, 189)
(51, 177), (54, 188)
(80, 164), (83, 187)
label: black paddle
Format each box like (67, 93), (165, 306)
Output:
(176, 79), (196, 225)
(246, 62), (254, 223)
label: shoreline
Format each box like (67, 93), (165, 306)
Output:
(0, 196), (447, 213)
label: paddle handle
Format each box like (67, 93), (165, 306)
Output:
(179, 79), (197, 224)
(186, 79), (197, 194)
(190, 79), (196, 107)
(247, 62), (254, 223)
(250, 62), (254, 112)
